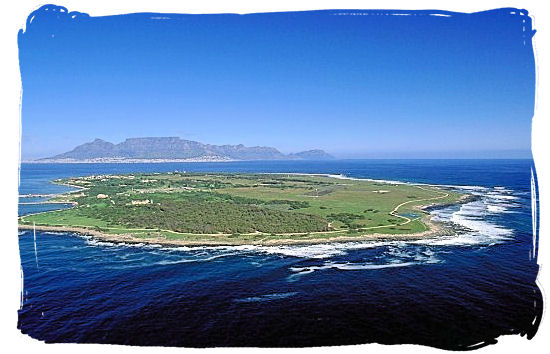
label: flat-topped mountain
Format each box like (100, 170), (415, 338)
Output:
(39, 137), (334, 162)
(288, 149), (335, 160)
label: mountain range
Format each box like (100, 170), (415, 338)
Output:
(38, 137), (334, 162)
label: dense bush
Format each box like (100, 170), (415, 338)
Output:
(72, 186), (326, 234)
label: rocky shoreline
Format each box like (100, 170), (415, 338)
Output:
(18, 173), (474, 247)
(18, 211), (462, 247)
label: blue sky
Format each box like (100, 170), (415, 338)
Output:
(18, 6), (535, 159)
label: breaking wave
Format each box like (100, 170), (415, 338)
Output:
(234, 292), (298, 303)
(31, 177), (522, 265)
(286, 246), (443, 280)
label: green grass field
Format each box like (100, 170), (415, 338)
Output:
(19, 172), (465, 243)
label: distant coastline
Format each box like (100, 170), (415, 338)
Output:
(24, 156), (237, 164)
(34, 137), (335, 163)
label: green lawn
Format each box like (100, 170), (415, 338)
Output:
(19, 172), (465, 242)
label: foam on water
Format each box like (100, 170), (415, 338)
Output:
(45, 231), (79, 236)
(306, 175), (518, 247)
(234, 292), (298, 303)
(451, 203), (513, 236)
(486, 193), (519, 201)
(155, 252), (242, 265)
(326, 173), (409, 185)
(248, 241), (417, 259)
(34, 178), (521, 263)
(17, 161), (537, 346)
(82, 236), (396, 259)
(290, 262), (416, 273)
(287, 260), (429, 280)
(286, 245), (443, 280)
(486, 205), (509, 213)
(425, 185), (519, 246)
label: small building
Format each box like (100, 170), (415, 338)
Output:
(130, 199), (152, 205)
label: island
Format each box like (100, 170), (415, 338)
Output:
(18, 173), (471, 246)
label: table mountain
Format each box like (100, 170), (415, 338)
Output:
(287, 149), (335, 160)
(40, 137), (334, 162)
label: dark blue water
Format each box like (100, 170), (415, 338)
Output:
(17, 160), (542, 349)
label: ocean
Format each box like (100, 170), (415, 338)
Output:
(17, 159), (542, 349)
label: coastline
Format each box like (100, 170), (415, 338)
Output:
(18, 172), (472, 247)
(23, 157), (237, 164)
(17, 216), (449, 247)
(22, 157), (330, 164)
(18, 201), (462, 247)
